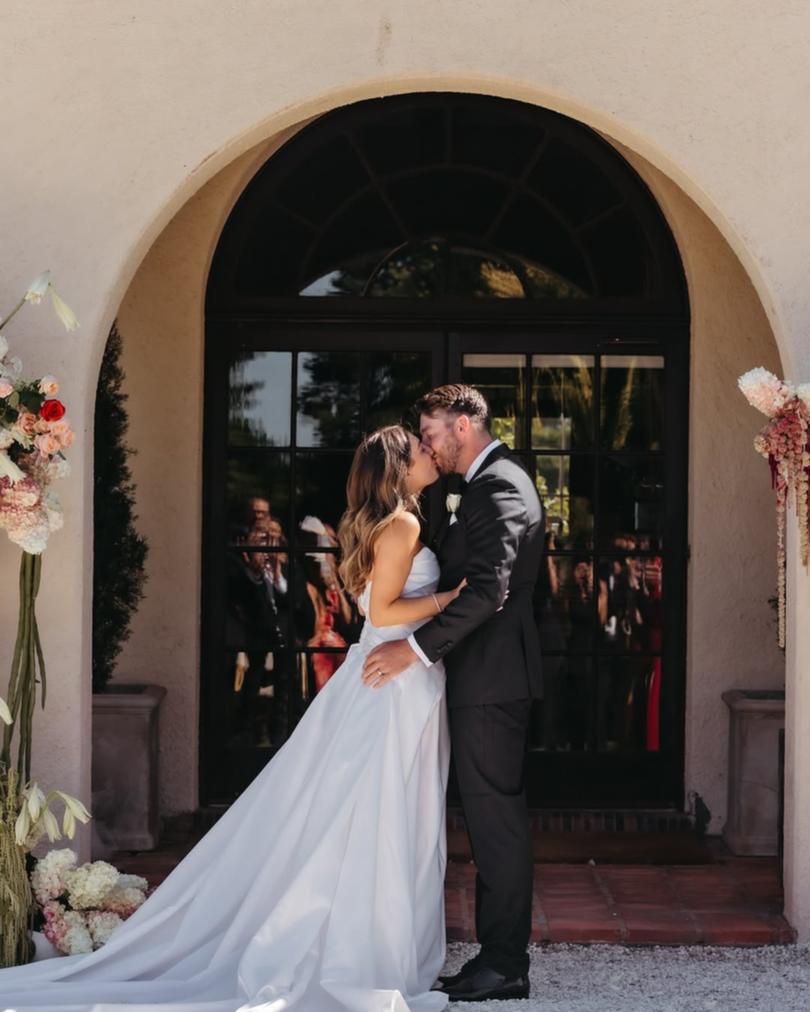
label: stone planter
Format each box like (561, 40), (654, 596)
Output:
(722, 689), (785, 856)
(91, 683), (166, 852)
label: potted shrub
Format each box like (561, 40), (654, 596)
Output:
(91, 323), (161, 854)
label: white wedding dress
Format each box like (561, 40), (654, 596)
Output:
(0, 547), (450, 1012)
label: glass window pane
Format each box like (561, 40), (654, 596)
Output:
(296, 352), (361, 447)
(366, 351), (433, 431)
(366, 240), (443, 298)
(600, 354), (664, 450)
(597, 556), (663, 652)
(527, 654), (594, 752)
(533, 454), (594, 550)
(597, 657), (662, 752)
(226, 451), (291, 545)
(222, 650), (282, 750)
(598, 456), (664, 551)
(461, 353), (526, 449)
(536, 555), (595, 654)
(225, 547), (289, 654)
(228, 352), (292, 447)
(447, 246), (526, 298)
(531, 354), (594, 449)
(293, 559), (363, 650)
(294, 452), (353, 541)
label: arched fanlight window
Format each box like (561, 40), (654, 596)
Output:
(207, 95), (685, 308)
(299, 237), (588, 299)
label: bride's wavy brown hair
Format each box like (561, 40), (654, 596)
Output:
(338, 425), (420, 598)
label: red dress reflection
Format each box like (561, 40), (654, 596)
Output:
(308, 586), (349, 692)
(644, 557), (664, 751)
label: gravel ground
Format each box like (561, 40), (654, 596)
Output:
(443, 942), (810, 1012)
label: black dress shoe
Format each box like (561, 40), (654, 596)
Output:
(435, 957), (482, 988)
(441, 966), (530, 1002)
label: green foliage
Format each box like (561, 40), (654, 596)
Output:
(92, 324), (148, 693)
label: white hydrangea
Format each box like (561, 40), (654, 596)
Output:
(65, 861), (119, 910)
(43, 491), (64, 532)
(103, 883), (147, 917)
(738, 367), (795, 417)
(62, 911), (94, 955)
(86, 910), (124, 948)
(116, 872), (148, 892)
(796, 384), (810, 412)
(30, 848), (76, 904)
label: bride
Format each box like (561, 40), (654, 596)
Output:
(0, 426), (462, 1012)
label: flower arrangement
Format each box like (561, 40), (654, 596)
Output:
(738, 367), (810, 647)
(0, 271), (89, 968)
(31, 848), (148, 955)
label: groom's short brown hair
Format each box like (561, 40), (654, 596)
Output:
(414, 384), (492, 432)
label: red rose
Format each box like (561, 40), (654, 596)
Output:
(39, 399), (66, 422)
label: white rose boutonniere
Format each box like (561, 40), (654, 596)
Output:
(446, 493), (462, 525)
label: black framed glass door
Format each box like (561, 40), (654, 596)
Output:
(203, 321), (687, 808)
(201, 326), (442, 801)
(452, 329), (687, 805)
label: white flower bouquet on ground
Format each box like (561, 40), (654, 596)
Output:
(31, 849), (149, 955)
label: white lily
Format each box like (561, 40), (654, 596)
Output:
(24, 271), (51, 304)
(62, 805), (76, 838)
(0, 694), (12, 725)
(14, 804), (31, 846)
(49, 287), (79, 332)
(26, 782), (47, 822)
(0, 448), (24, 482)
(42, 807), (62, 842)
(56, 790), (92, 826)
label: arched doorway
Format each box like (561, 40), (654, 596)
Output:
(203, 93), (689, 809)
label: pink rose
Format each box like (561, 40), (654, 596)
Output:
(0, 379), (13, 398)
(35, 433), (61, 456)
(39, 375), (59, 396)
(49, 419), (75, 447)
(16, 411), (38, 436)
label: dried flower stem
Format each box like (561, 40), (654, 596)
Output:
(0, 768), (35, 967)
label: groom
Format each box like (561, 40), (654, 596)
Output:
(362, 384), (544, 1003)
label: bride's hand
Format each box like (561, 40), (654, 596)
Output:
(437, 578), (467, 611)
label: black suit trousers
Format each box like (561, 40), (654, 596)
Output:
(449, 698), (533, 977)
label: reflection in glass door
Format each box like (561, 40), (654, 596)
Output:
(203, 333), (437, 801)
(458, 340), (684, 806)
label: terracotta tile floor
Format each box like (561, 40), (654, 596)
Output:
(113, 828), (795, 947)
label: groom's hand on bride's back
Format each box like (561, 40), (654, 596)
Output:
(361, 639), (417, 689)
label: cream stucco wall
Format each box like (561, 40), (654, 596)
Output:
(113, 133), (297, 814)
(1, 0), (809, 932)
(619, 147), (787, 831)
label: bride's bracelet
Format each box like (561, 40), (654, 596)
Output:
(430, 592), (443, 615)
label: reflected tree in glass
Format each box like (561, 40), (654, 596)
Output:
(601, 355), (664, 451)
(532, 355), (594, 450)
(296, 352), (361, 447)
(229, 351), (292, 447)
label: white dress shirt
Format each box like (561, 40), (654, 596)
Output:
(407, 439), (502, 667)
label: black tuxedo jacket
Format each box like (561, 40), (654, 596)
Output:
(413, 444), (545, 708)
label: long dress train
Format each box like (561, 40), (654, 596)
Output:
(0, 547), (449, 1012)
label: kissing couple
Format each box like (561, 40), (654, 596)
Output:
(1, 384), (544, 1012)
